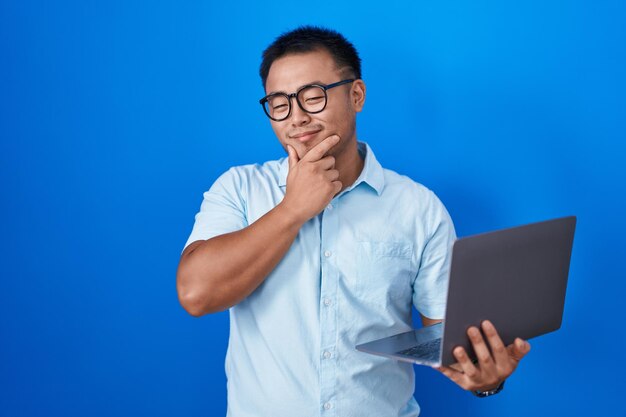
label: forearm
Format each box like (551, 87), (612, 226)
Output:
(176, 202), (304, 316)
(420, 314), (443, 327)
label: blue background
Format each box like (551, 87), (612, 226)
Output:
(1, 1), (625, 416)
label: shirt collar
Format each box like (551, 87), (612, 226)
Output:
(278, 141), (384, 196)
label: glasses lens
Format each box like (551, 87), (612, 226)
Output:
(298, 86), (326, 113)
(264, 94), (290, 120)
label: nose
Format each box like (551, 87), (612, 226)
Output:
(290, 99), (311, 127)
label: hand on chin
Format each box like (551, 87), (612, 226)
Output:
(300, 136), (340, 159)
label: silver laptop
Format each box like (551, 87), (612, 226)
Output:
(355, 216), (576, 367)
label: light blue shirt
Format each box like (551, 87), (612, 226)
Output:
(184, 142), (456, 417)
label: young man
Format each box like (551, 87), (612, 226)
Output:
(177, 26), (530, 417)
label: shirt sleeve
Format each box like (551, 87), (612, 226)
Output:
(412, 191), (457, 320)
(183, 167), (249, 252)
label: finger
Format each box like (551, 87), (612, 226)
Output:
(507, 338), (531, 362)
(481, 320), (508, 364)
(287, 145), (299, 169)
(449, 362), (463, 373)
(332, 180), (342, 193)
(302, 135), (340, 162)
(316, 155), (336, 170)
(325, 169), (340, 182)
(452, 346), (479, 378)
(467, 326), (494, 368)
(433, 366), (465, 384)
(434, 365), (468, 389)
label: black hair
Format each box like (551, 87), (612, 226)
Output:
(259, 26), (362, 89)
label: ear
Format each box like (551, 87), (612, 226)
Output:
(351, 79), (366, 112)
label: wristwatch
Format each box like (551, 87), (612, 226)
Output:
(473, 381), (505, 398)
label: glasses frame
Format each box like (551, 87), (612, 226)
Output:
(259, 79), (355, 122)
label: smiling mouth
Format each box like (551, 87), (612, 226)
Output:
(290, 129), (322, 142)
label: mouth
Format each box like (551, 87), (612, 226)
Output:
(289, 129), (322, 143)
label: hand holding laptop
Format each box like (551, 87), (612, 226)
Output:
(356, 216), (576, 396)
(434, 319), (531, 393)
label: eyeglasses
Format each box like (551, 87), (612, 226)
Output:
(259, 79), (355, 122)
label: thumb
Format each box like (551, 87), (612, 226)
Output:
(287, 145), (299, 169)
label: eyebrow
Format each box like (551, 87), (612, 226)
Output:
(266, 80), (325, 96)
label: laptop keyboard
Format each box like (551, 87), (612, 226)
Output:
(396, 338), (442, 361)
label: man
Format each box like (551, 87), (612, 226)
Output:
(177, 26), (530, 417)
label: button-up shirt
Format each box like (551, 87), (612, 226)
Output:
(184, 142), (456, 417)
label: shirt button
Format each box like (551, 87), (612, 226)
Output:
(327, 203), (333, 210)
(323, 298), (332, 306)
(324, 250), (332, 258)
(323, 402), (332, 410)
(323, 351), (332, 359)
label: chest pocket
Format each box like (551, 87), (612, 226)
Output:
(356, 241), (414, 304)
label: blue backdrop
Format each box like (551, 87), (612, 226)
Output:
(2, 1), (625, 416)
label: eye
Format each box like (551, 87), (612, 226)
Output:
(305, 96), (324, 103)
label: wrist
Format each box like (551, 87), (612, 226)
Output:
(274, 201), (308, 229)
(472, 380), (505, 398)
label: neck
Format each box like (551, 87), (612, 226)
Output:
(334, 139), (365, 193)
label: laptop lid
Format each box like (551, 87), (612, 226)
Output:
(440, 216), (576, 365)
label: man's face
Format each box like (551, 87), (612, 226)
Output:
(264, 49), (365, 160)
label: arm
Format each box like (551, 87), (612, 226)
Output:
(420, 314), (443, 327)
(177, 204), (303, 316)
(176, 135), (341, 316)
